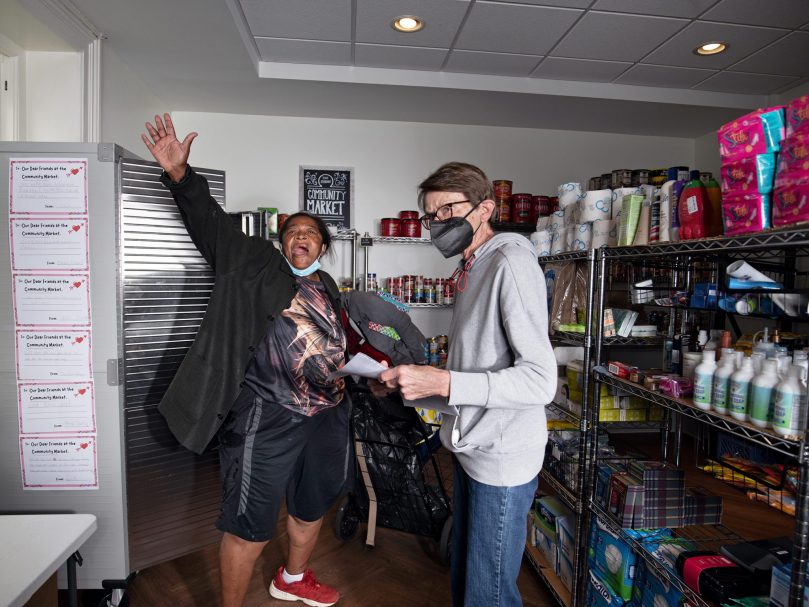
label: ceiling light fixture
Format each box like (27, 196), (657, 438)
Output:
(694, 41), (728, 56)
(392, 15), (424, 33)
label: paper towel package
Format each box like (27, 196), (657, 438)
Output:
(581, 189), (612, 222)
(558, 182), (582, 208)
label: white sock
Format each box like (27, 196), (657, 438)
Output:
(282, 568), (304, 584)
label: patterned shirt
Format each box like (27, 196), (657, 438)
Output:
(244, 277), (346, 416)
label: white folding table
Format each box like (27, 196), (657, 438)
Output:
(0, 514), (97, 607)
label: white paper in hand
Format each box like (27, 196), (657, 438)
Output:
(402, 396), (459, 416)
(328, 353), (387, 380)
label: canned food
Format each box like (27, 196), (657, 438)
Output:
(511, 193), (532, 224)
(401, 218), (421, 238)
(549, 197), (559, 213)
(399, 210), (419, 220)
(497, 198), (511, 223)
(366, 273), (377, 291)
(529, 196), (541, 224)
(428, 338), (438, 355)
(650, 169), (667, 187)
(493, 179), (513, 200)
(631, 169), (650, 186)
(380, 218), (401, 237)
(589, 176), (601, 191)
(601, 174), (612, 190)
(616, 169), (633, 187)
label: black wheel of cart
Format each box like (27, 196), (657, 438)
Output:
(334, 495), (361, 541)
(438, 515), (453, 566)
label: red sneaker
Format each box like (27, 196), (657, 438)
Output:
(269, 567), (340, 606)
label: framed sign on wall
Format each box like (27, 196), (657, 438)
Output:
(299, 166), (354, 230)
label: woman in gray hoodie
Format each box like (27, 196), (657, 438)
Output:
(378, 162), (557, 607)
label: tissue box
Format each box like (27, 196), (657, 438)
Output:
(683, 487), (723, 525)
(608, 473), (645, 528)
(633, 462), (686, 528)
(587, 571), (627, 607)
(588, 517), (637, 601)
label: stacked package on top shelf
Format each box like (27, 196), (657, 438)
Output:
(773, 96), (809, 228)
(717, 106), (785, 235)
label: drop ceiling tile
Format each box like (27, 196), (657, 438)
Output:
(592, 0), (716, 19)
(551, 12), (688, 62)
(615, 64), (716, 87)
(483, 0), (591, 7)
(701, 0), (809, 29)
(455, 2), (582, 55)
(355, 0), (470, 48)
(355, 44), (447, 70)
(531, 57), (632, 82)
(730, 32), (809, 77)
(445, 50), (541, 76)
(644, 22), (788, 69)
(255, 38), (352, 65)
(693, 71), (798, 94)
(239, 0), (352, 41)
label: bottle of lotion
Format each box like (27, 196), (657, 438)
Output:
(730, 356), (754, 421)
(693, 349), (717, 411)
(750, 359), (779, 428)
(712, 353), (736, 415)
(773, 364), (806, 437)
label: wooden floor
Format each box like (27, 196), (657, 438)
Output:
(125, 447), (555, 607)
(124, 436), (797, 607)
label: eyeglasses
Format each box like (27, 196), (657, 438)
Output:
(419, 200), (472, 230)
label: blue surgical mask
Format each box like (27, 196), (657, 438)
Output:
(286, 257), (321, 277)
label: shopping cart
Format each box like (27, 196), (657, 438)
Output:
(334, 383), (453, 565)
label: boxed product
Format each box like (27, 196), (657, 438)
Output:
(640, 537), (695, 577)
(648, 405), (665, 421)
(587, 570), (627, 607)
(658, 375), (693, 398)
(769, 562), (809, 607)
(608, 473), (645, 528)
(676, 551), (764, 603)
(588, 516), (637, 601)
(600, 409), (648, 422)
(632, 461), (686, 528)
(608, 361), (636, 379)
(683, 487), (723, 525)
(531, 510), (558, 569)
(536, 495), (576, 561)
(595, 463), (624, 509)
(631, 559), (687, 607)
(558, 551), (574, 592)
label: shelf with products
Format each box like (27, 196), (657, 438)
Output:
(524, 538), (573, 607)
(553, 331), (664, 348)
(587, 231), (809, 607)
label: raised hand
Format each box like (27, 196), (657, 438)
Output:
(141, 113), (197, 182)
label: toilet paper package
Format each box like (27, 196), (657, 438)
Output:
(558, 182), (583, 208)
(536, 216), (551, 231)
(531, 230), (552, 257)
(591, 219), (612, 249)
(722, 192), (771, 236)
(786, 95), (809, 137)
(549, 210), (565, 235)
(718, 106), (785, 161)
(572, 223), (592, 251)
(563, 201), (579, 227)
(550, 230), (564, 255)
(721, 153), (777, 194)
(580, 189), (612, 222)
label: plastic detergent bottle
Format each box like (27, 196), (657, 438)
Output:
(667, 167), (689, 242)
(702, 172), (724, 236)
(773, 364), (806, 437)
(678, 170), (709, 240)
(751, 351), (766, 374)
(753, 328), (775, 358)
(729, 356), (754, 421)
(693, 349), (717, 410)
(712, 353), (736, 415)
(793, 350), (808, 385)
(750, 359), (779, 428)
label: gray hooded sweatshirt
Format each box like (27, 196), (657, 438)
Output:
(439, 232), (556, 487)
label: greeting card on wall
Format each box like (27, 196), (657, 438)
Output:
(9, 218), (89, 271)
(20, 436), (98, 489)
(299, 166), (353, 230)
(16, 330), (92, 381)
(18, 382), (95, 435)
(9, 158), (88, 214)
(12, 273), (91, 326)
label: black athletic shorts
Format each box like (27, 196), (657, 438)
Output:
(215, 387), (353, 542)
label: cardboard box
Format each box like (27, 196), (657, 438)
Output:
(631, 559), (686, 607)
(683, 487), (723, 525)
(770, 563), (809, 607)
(588, 517), (637, 601)
(608, 361), (636, 379)
(537, 496), (576, 561)
(608, 473), (644, 528)
(600, 409), (648, 422)
(586, 570), (627, 607)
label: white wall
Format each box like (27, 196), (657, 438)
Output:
(167, 111), (694, 335)
(694, 130), (721, 179)
(24, 51), (82, 141)
(100, 45), (165, 155)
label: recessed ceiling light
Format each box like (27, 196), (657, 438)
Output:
(694, 41), (728, 56)
(392, 15), (424, 33)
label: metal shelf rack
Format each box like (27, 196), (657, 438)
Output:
(589, 229), (809, 607)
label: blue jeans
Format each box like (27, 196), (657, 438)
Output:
(451, 457), (538, 607)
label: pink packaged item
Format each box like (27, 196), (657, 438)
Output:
(772, 183), (809, 227)
(775, 133), (809, 188)
(786, 95), (809, 137)
(721, 154), (776, 194)
(722, 193), (771, 236)
(717, 106), (785, 161)
(658, 375), (693, 398)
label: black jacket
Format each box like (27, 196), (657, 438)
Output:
(158, 168), (343, 454)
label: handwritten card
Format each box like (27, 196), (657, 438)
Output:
(10, 218), (89, 271)
(18, 382), (95, 435)
(16, 330), (92, 381)
(9, 158), (88, 214)
(20, 436), (98, 489)
(12, 273), (91, 326)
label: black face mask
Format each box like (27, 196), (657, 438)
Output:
(429, 206), (478, 258)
